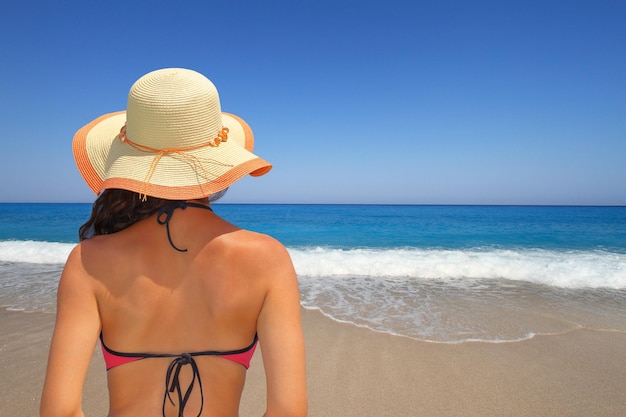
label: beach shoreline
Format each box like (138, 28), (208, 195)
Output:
(2, 307), (625, 417)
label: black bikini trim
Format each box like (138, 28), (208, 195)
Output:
(156, 201), (214, 252)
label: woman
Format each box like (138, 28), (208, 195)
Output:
(40, 68), (307, 417)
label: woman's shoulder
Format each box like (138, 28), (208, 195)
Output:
(216, 228), (289, 259)
(209, 229), (294, 276)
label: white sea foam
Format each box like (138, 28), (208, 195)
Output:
(289, 247), (626, 289)
(1, 240), (625, 289)
(289, 246), (626, 342)
(0, 240), (75, 264)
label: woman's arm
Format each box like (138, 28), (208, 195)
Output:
(40, 245), (101, 417)
(256, 239), (307, 417)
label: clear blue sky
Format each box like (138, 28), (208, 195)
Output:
(1, 0), (624, 205)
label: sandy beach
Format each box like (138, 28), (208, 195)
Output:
(1, 307), (624, 417)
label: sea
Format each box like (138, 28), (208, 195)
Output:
(1, 203), (625, 344)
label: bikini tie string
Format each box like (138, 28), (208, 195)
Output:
(156, 201), (214, 253)
(163, 353), (204, 417)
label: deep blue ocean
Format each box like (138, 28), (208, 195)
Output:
(1, 203), (625, 343)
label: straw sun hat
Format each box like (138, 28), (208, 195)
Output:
(73, 68), (271, 200)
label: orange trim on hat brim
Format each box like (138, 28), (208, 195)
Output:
(100, 158), (272, 200)
(73, 111), (126, 194)
(223, 112), (254, 152)
(73, 110), (270, 197)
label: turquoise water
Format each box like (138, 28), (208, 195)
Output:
(1, 203), (625, 342)
(2, 203), (625, 250)
(215, 204), (626, 251)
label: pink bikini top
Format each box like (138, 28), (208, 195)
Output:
(100, 333), (258, 370)
(99, 332), (258, 417)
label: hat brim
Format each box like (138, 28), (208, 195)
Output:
(73, 111), (272, 199)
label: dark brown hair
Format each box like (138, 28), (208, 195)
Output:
(78, 189), (176, 241)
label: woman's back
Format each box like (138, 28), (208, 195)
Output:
(77, 205), (276, 416)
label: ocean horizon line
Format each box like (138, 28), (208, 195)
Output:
(1, 202), (625, 208)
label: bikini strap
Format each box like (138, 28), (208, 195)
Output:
(156, 201), (214, 252)
(163, 354), (204, 417)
